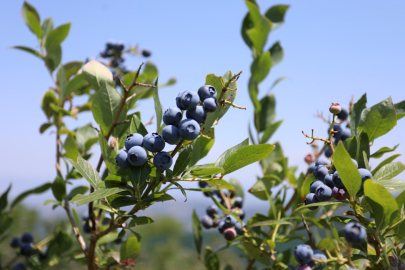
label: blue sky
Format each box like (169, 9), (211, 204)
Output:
(0, 0), (404, 221)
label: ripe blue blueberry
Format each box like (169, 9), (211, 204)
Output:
(198, 85), (217, 101)
(337, 107), (349, 121)
(21, 233), (33, 243)
(305, 193), (319, 210)
(314, 165), (329, 181)
(186, 106), (207, 124)
(324, 148), (332, 158)
(141, 48), (151, 57)
(352, 158), (358, 168)
(178, 119), (200, 140)
(218, 220), (226, 234)
(235, 222), (245, 235)
(153, 151), (173, 170)
(203, 97), (218, 113)
(201, 216), (213, 229)
(199, 181), (208, 188)
(116, 149), (130, 169)
(127, 146), (147, 166)
(233, 197), (243, 208)
(224, 228), (237, 241)
(163, 107), (183, 126)
(307, 164), (316, 174)
(83, 221), (91, 233)
(344, 222), (366, 244)
(125, 133), (143, 150)
(223, 215), (237, 229)
(315, 156), (331, 166)
(333, 171), (345, 189)
(20, 243), (33, 256)
(308, 250), (327, 270)
(238, 209), (245, 220)
(358, 168), (372, 182)
(310, 180), (324, 193)
(176, 91), (187, 110)
(324, 173), (334, 188)
(294, 244), (314, 264)
(13, 263), (26, 270)
(296, 265), (311, 270)
(315, 184), (333, 201)
(340, 128), (351, 141)
(206, 205), (219, 218)
(10, 237), (21, 248)
(180, 91), (200, 110)
(162, 125), (182, 145)
(143, 133), (165, 152)
(328, 124), (342, 141)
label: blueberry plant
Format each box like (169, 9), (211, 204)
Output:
(0, 2), (275, 270)
(191, 1), (405, 270)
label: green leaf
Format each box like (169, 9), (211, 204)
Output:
(215, 138), (249, 168)
(200, 74), (224, 134)
(0, 215), (13, 235)
(98, 232), (119, 245)
(245, 0), (272, 53)
(127, 165), (151, 194)
(265, 4), (289, 29)
(52, 175), (66, 201)
(82, 60), (113, 90)
(111, 196), (138, 208)
(63, 74), (88, 100)
(190, 167), (224, 177)
(248, 77), (261, 114)
(364, 179), (398, 231)
(120, 237), (141, 261)
(241, 12), (254, 49)
(10, 46), (43, 60)
(371, 144), (400, 158)
(11, 182), (52, 209)
(293, 201), (347, 212)
(249, 219), (292, 228)
(357, 96), (397, 141)
(333, 142), (362, 199)
(71, 207), (80, 227)
(204, 179), (235, 191)
(40, 17), (53, 45)
(378, 180), (405, 192)
(40, 90), (57, 119)
(372, 154), (401, 175)
(188, 129), (215, 168)
(374, 162), (405, 181)
(63, 133), (79, 160)
(128, 216), (154, 226)
(395, 100), (405, 120)
(347, 136), (358, 159)
(269, 41), (284, 66)
(98, 132), (117, 175)
(153, 79), (163, 133)
(255, 94), (276, 132)
(39, 123), (52, 134)
(363, 151), (371, 171)
(357, 131), (370, 169)
(45, 23), (71, 51)
(0, 184), (11, 213)
(21, 2), (42, 38)
(222, 144), (274, 175)
(68, 186), (89, 200)
(350, 93), (367, 137)
(249, 174), (282, 200)
(260, 120), (283, 144)
(45, 45), (61, 71)
(251, 51), (271, 83)
(230, 178), (244, 199)
(76, 124), (98, 153)
(61, 61), (83, 79)
(268, 76), (288, 92)
(300, 174), (315, 200)
(204, 247), (220, 270)
(168, 181), (187, 202)
(70, 187), (127, 206)
(47, 230), (72, 257)
(173, 145), (193, 176)
(69, 157), (102, 189)
(92, 81), (126, 133)
(243, 242), (271, 266)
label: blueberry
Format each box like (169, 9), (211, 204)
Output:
(329, 103), (341, 114)
(235, 222), (245, 235)
(125, 133), (143, 150)
(332, 187), (348, 201)
(296, 265), (311, 270)
(314, 165), (329, 181)
(176, 91), (187, 110)
(186, 106), (207, 124)
(20, 243), (33, 256)
(198, 85), (217, 101)
(178, 119), (200, 140)
(324, 174), (334, 188)
(13, 263), (26, 270)
(127, 146), (147, 166)
(179, 91), (199, 110)
(83, 221), (91, 233)
(307, 164), (316, 174)
(328, 124), (342, 141)
(223, 215), (237, 228)
(294, 244), (314, 264)
(315, 184), (332, 201)
(163, 107), (183, 126)
(315, 157), (331, 166)
(337, 107), (349, 121)
(340, 128), (351, 141)
(238, 209), (245, 220)
(346, 268), (359, 270)
(21, 233), (33, 243)
(153, 151), (173, 170)
(310, 180), (324, 193)
(344, 222), (366, 244)
(305, 193), (319, 210)
(201, 216), (213, 229)
(198, 181), (208, 188)
(206, 205), (218, 218)
(308, 250), (327, 270)
(162, 125), (182, 145)
(143, 133), (165, 152)
(233, 196), (243, 208)
(333, 171), (345, 189)
(116, 149), (130, 169)
(142, 48), (151, 57)
(203, 97), (218, 113)
(352, 159), (358, 168)
(212, 219), (221, 228)
(223, 228), (237, 241)
(358, 168), (372, 183)
(324, 148), (332, 158)
(10, 237), (21, 248)
(218, 220), (226, 234)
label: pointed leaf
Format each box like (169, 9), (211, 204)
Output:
(249, 219), (292, 228)
(52, 175), (66, 201)
(120, 237), (141, 261)
(41, 17), (53, 45)
(269, 41), (284, 66)
(378, 180), (405, 192)
(190, 167), (224, 177)
(45, 23), (71, 51)
(372, 154), (401, 175)
(371, 144), (400, 159)
(70, 187), (127, 206)
(215, 138), (249, 168)
(350, 93), (367, 137)
(260, 120), (283, 143)
(153, 78), (163, 133)
(192, 209), (202, 255)
(265, 4), (290, 30)
(98, 132), (117, 175)
(255, 94), (276, 132)
(204, 247), (220, 270)
(68, 186), (89, 201)
(10, 46), (43, 60)
(251, 51), (271, 83)
(45, 45), (61, 71)
(173, 145), (193, 176)
(21, 2), (42, 38)
(11, 183), (52, 209)
(374, 162), (405, 181)
(63, 133), (79, 160)
(293, 201), (347, 212)
(0, 184), (12, 213)
(395, 100), (405, 120)
(69, 157), (102, 189)
(245, 0), (272, 53)
(82, 60), (113, 90)
(357, 131), (370, 169)
(63, 73), (88, 99)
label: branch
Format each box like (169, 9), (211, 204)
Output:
(302, 129), (331, 145)
(170, 139), (185, 157)
(64, 200), (87, 254)
(301, 214), (315, 249)
(222, 100), (246, 110)
(315, 111), (331, 124)
(217, 71), (243, 102)
(144, 115), (154, 127)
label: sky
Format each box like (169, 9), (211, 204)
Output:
(0, 0), (405, 222)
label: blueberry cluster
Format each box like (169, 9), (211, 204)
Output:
(305, 157), (373, 210)
(199, 182), (245, 241)
(9, 232), (46, 269)
(293, 244), (327, 270)
(115, 86), (218, 171)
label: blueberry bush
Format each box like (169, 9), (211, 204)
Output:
(1, 1), (405, 270)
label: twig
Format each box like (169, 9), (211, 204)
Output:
(200, 134), (214, 140)
(171, 139), (185, 157)
(315, 111), (331, 124)
(302, 129), (331, 145)
(223, 100), (246, 110)
(64, 200), (87, 254)
(219, 190), (231, 210)
(144, 115), (154, 127)
(246, 258), (256, 270)
(301, 214), (315, 249)
(217, 71), (243, 102)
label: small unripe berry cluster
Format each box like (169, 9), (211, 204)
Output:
(199, 181), (245, 241)
(294, 244), (327, 270)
